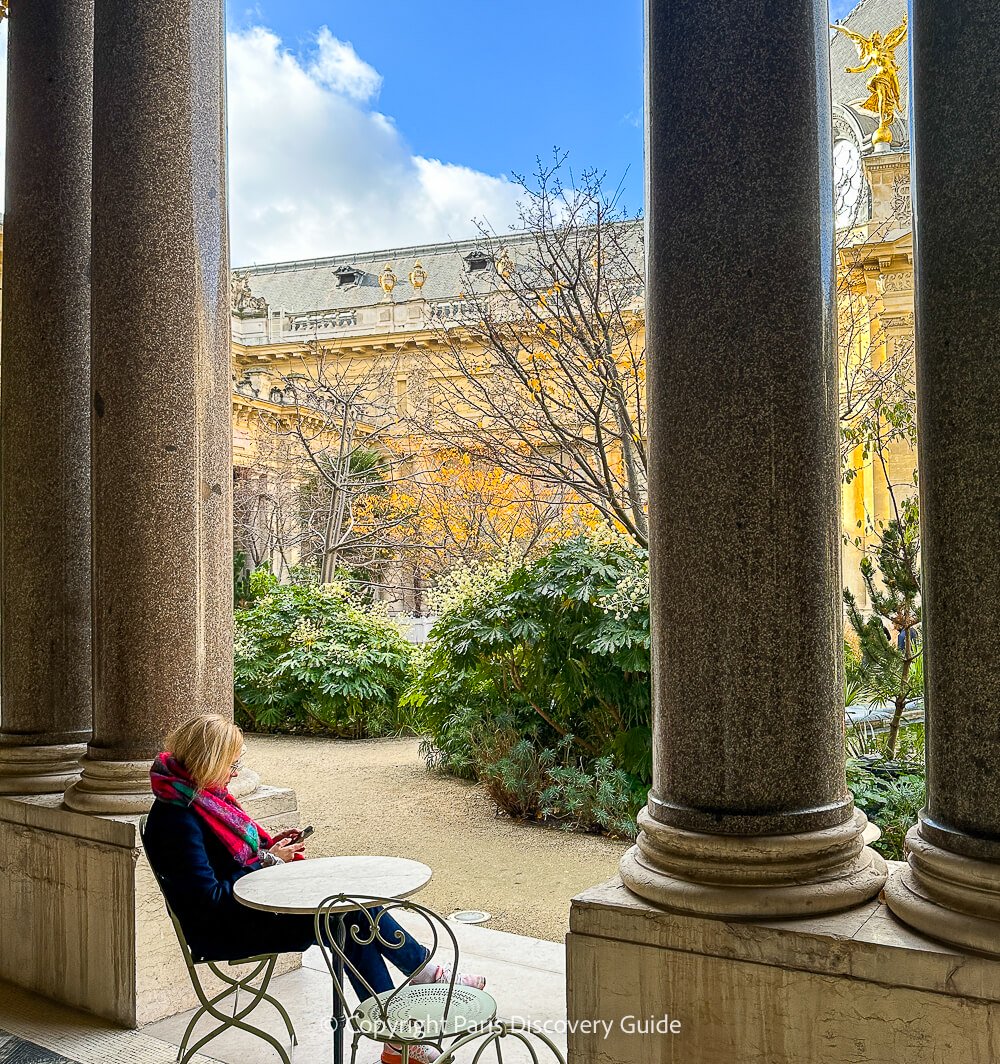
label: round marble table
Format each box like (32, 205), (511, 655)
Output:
(234, 855), (432, 914)
(234, 856), (433, 1064)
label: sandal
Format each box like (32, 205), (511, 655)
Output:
(430, 963), (487, 990)
(381, 1042), (441, 1063)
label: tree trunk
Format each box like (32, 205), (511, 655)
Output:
(885, 627), (913, 760)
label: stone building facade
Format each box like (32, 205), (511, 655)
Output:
(228, 229), (647, 610)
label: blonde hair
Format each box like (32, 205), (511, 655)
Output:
(164, 713), (244, 790)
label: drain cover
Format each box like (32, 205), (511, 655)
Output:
(449, 909), (491, 924)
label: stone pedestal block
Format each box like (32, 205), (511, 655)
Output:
(0, 788), (299, 1027)
(567, 876), (1000, 1064)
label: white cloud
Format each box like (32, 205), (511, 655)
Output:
(226, 25), (521, 265)
(310, 28), (381, 102)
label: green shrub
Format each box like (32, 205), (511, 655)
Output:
(235, 569), (414, 738)
(405, 528), (651, 837)
(539, 751), (642, 839)
(468, 727), (641, 839)
(847, 759), (925, 861)
(474, 728), (551, 821)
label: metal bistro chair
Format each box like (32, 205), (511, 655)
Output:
(138, 814), (298, 1064)
(314, 894), (497, 1064)
(437, 1019), (567, 1064)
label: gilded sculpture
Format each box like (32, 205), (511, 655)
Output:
(832, 16), (908, 148)
(378, 263), (397, 295)
(408, 261), (428, 289)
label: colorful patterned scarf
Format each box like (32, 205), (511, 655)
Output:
(150, 752), (272, 868)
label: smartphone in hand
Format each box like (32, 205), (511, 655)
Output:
(296, 825), (314, 842)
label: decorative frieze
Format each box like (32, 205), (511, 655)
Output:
(881, 312), (914, 332)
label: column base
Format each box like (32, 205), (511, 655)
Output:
(63, 758), (154, 814)
(0, 742), (87, 795)
(620, 806), (886, 918)
(884, 827), (1000, 956)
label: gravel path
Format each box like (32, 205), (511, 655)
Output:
(245, 734), (625, 942)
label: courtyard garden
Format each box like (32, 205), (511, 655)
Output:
(235, 513), (925, 863)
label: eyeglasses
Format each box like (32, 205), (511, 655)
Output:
(230, 748), (247, 776)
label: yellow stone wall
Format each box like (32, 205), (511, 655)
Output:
(838, 150), (916, 606)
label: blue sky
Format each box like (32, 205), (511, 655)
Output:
(228, 0), (646, 211)
(222, 0), (862, 264)
(0, 3), (865, 264)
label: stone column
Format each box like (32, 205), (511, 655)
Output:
(883, 2), (1000, 953)
(64, 0), (234, 813)
(0, 0), (94, 793)
(618, 0), (885, 916)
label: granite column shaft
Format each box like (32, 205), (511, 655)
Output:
(0, 0), (94, 794)
(883, 1), (1000, 952)
(64, 0), (234, 813)
(619, 0), (885, 915)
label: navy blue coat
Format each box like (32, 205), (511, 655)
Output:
(142, 798), (316, 962)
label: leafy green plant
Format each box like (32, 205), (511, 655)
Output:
(475, 730), (551, 821)
(893, 720), (925, 767)
(844, 638), (866, 707)
(539, 751), (642, 839)
(846, 712), (925, 768)
(235, 569), (414, 738)
(234, 551), (255, 607)
(847, 758), (924, 861)
(412, 529), (650, 755)
(470, 729), (641, 839)
(405, 528), (651, 838)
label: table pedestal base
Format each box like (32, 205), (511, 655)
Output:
(330, 914), (347, 1064)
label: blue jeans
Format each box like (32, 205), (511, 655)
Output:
(336, 907), (430, 998)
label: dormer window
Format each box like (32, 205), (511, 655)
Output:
(464, 250), (490, 272)
(335, 264), (361, 287)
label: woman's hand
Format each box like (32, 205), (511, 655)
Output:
(268, 839), (305, 863)
(270, 828), (302, 845)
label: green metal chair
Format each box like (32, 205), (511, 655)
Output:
(138, 814), (298, 1064)
(314, 894), (497, 1064)
(436, 1019), (567, 1064)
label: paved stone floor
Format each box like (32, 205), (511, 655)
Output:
(0, 921), (567, 1064)
(0, 984), (212, 1063)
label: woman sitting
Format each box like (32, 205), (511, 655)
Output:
(142, 713), (484, 1064)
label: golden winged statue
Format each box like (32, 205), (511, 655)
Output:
(832, 15), (908, 148)
(0, 1), (8, 21)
